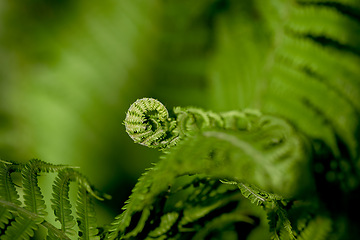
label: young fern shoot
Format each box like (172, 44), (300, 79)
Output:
(115, 98), (315, 239)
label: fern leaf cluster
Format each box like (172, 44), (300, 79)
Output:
(118, 92), (360, 239)
(259, 0), (360, 193)
(0, 159), (106, 240)
(104, 98), (315, 239)
(125, 98), (312, 197)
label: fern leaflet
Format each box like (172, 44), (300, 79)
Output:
(76, 185), (100, 240)
(297, 216), (332, 240)
(0, 162), (21, 205)
(22, 160), (48, 217)
(51, 169), (77, 236)
(1, 213), (40, 240)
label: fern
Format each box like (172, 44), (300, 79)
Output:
(147, 212), (179, 238)
(118, 94), (359, 239)
(0, 207), (12, 235)
(0, 159), (106, 240)
(22, 160), (50, 217)
(1, 213), (40, 240)
(0, 161), (21, 205)
(1, 0), (360, 239)
(126, 98), (313, 197)
(51, 169), (77, 236)
(297, 216), (332, 240)
(104, 98), (314, 239)
(76, 185), (100, 240)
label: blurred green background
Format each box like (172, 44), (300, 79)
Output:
(0, 0), (257, 227)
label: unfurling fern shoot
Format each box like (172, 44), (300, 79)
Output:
(115, 97), (317, 239)
(124, 98), (179, 149)
(124, 98), (263, 150)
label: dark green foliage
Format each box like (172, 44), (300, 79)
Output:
(0, 161), (21, 206)
(115, 90), (358, 239)
(51, 169), (76, 236)
(296, 215), (332, 240)
(107, 99), (315, 239)
(1, 213), (40, 240)
(76, 185), (99, 240)
(22, 160), (49, 217)
(0, 160), (105, 240)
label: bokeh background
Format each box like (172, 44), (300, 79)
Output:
(0, 0), (262, 227)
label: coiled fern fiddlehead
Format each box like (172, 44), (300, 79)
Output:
(124, 98), (178, 149)
(124, 98), (263, 150)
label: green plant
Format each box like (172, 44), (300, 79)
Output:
(0, 159), (111, 240)
(0, 95), (357, 239)
(1, 0), (360, 239)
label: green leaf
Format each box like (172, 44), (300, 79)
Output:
(178, 197), (231, 230)
(1, 214), (40, 240)
(106, 167), (155, 239)
(44, 221), (72, 240)
(0, 163), (20, 206)
(192, 211), (255, 240)
(237, 183), (269, 207)
(161, 119), (312, 198)
(51, 169), (76, 236)
(21, 160), (47, 217)
(297, 216), (332, 240)
(122, 208), (151, 239)
(76, 185), (99, 240)
(287, 5), (360, 51)
(148, 212), (179, 238)
(0, 206), (12, 230)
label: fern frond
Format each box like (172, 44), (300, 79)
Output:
(31, 159), (74, 173)
(106, 169), (241, 239)
(1, 213), (41, 240)
(267, 204), (297, 240)
(237, 183), (269, 207)
(259, 1), (360, 167)
(0, 198), (71, 240)
(106, 167), (155, 239)
(276, 206), (296, 240)
(114, 107), (311, 238)
(297, 0), (360, 10)
(178, 196), (231, 230)
(267, 210), (280, 240)
(21, 160), (48, 217)
(0, 207), (12, 231)
(0, 163), (20, 205)
(21, 159), (76, 218)
(287, 4), (360, 51)
(192, 211), (256, 240)
(279, 35), (360, 112)
(125, 99), (313, 197)
(1, 158), (104, 239)
(51, 169), (76, 236)
(44, 220), (71, 240)
(147, 212), (179, 238)
(173, 127), (309, 197)
(271, 61), (358, 158)
(297, 215), (332, 240)
(122, 208), (151, 239)
(124, 98), (264, 150)
(76, 185), (99, 240)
